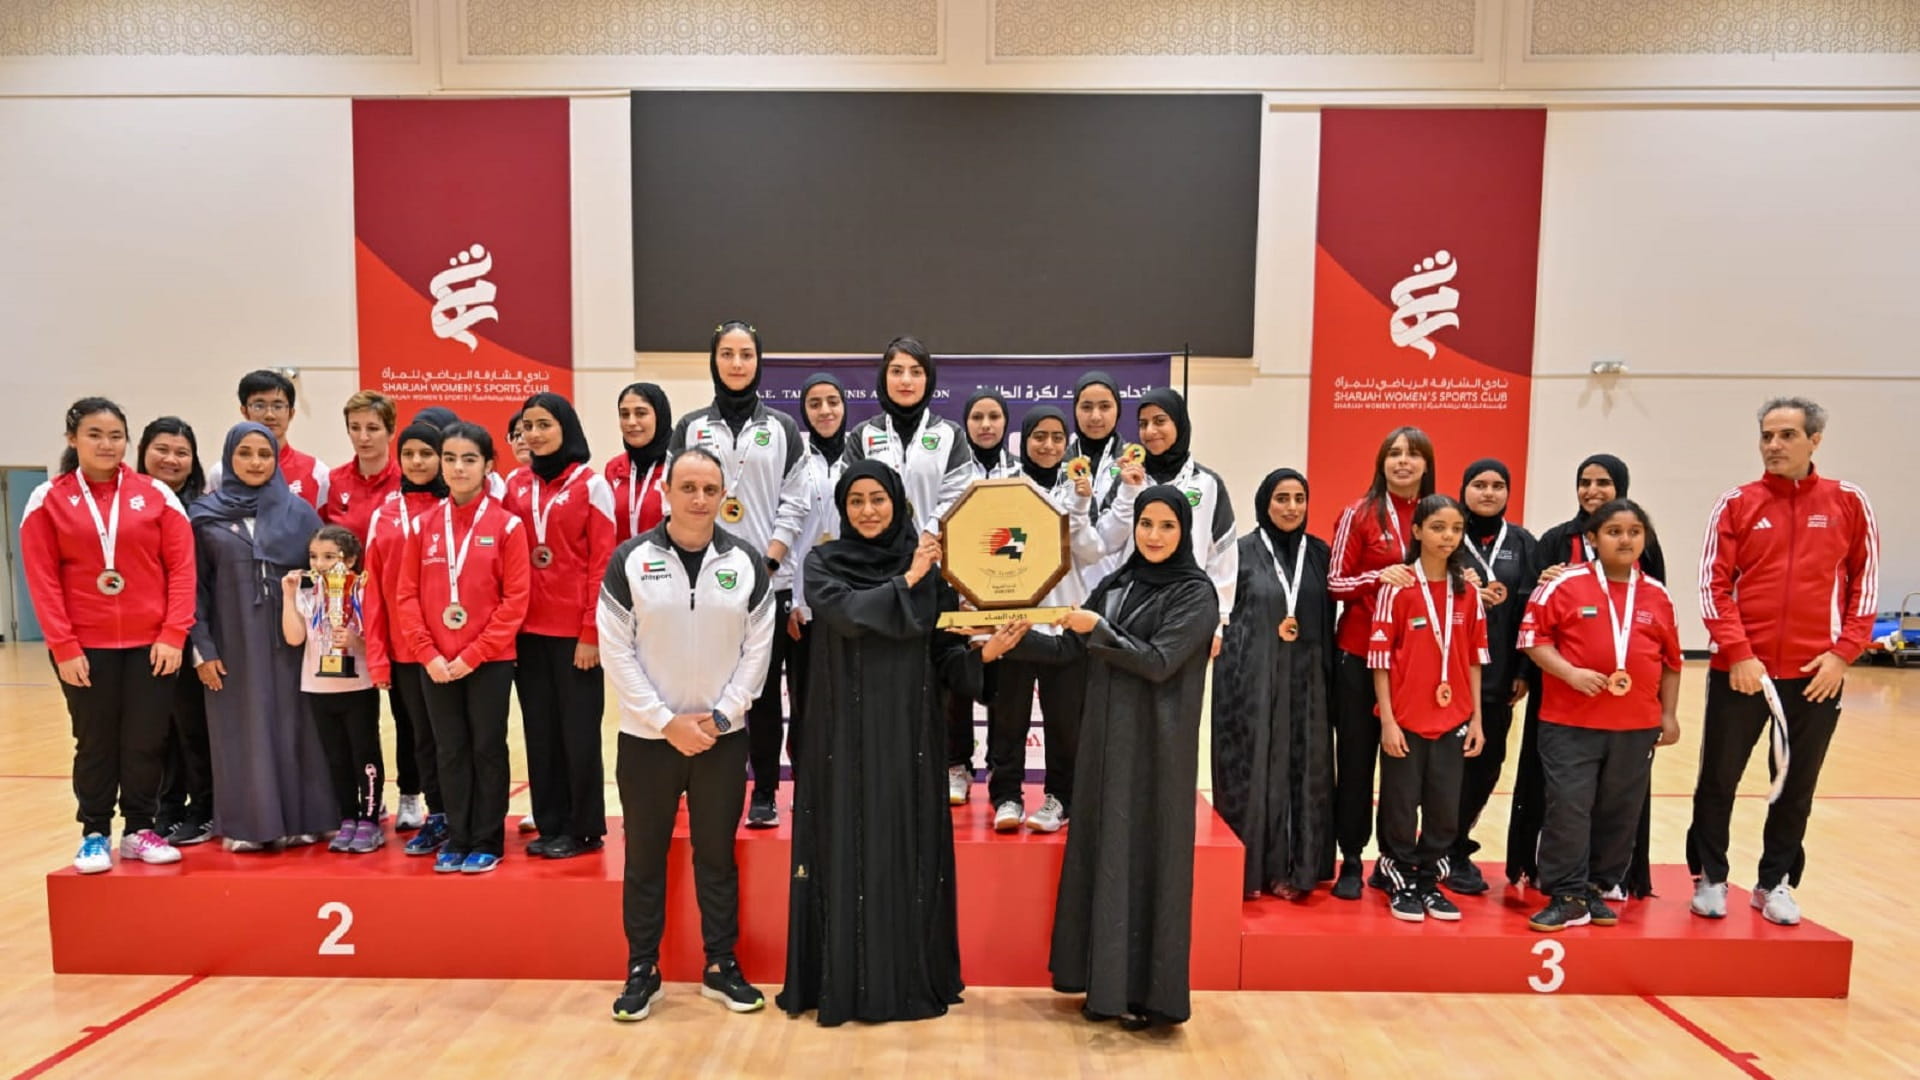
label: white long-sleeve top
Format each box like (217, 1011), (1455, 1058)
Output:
(1095, 458), (1238, 632)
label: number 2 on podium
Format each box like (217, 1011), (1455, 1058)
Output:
(318, 901), (356, 956)
(1528, 939), (1565, 993)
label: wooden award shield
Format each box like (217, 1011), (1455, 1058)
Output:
(935, 477), (1072, 629)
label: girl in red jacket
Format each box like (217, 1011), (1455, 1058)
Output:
(22, 398), (197, 873)
(605, 382), (671, 544)
(1368, 494), (1487, 922)
(1326, 425), (1435, 899)
(1518, 498), (1682, 932)
(502, 393), (615, 859)
(395, 422), (530, 874)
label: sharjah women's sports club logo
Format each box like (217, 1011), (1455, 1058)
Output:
(1389, 249), (1460, 358)
(981, 527), (1026, 560)
(429, 243), (500, 351)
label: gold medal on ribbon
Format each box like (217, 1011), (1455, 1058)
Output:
(1121, 443), (1147, 466)
(1065, 456), (1092, 482)
(720, 496), (745, 524)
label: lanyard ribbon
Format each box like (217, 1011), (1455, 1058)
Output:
(80, 471), (124, 570)
(443, 498), (488, 607)
(1416, 578), (1456, 686)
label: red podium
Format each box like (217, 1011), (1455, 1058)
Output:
(47, 784), (1246, 990)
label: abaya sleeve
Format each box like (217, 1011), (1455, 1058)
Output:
(1083, 580), (1219, 684)
(931, 579), (996, 704)
(803, 549), (937, 641)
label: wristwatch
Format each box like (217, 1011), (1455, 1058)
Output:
(710, 709), (732, 734)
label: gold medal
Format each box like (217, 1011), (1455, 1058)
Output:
(1278, 616), (1299, 642)
(96, 569), (125, 596)
(1065, 456), (1092, 482)
(1435, 681), (1453, 708)
(1485, 581), (1508, 605)
(531, 545), (554, 569)
(442, 603), (469, 630)
(1121, 443), (1147, 466)
(1608, 670), (1633, 696)
(720, 496), (745, 524)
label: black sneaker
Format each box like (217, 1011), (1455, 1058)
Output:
(612, 963), (664, 1022)
(1331, 860), (1364, 901)
(745, 792), (778, 830)
(1445, 856), (1489, 895)
(1528, 894), (1594, 932)
(526, 836), (550, 857)
(167, 819), (215, 847)
(1586, 890), (1620, 927)
(1422, 887), (1462, 921)
(542, 835), (604, 860)
(1389, 888), (1426, 922)
(1367, 861), (1391, 891)
(699, 959), (765, 1013)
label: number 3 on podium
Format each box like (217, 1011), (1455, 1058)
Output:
(1528, 939), (1565, 993)
(318, 901), (356, 956)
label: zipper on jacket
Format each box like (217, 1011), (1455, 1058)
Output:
(1777, 486), (1799, 675)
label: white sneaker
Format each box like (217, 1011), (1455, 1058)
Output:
(119, 829), (182, 865)
(948, 765), (972, 806)
(1600, 884), (1626, 902)
(1690, 878), (1728, 919)
(1753, 883), (1801, 926)
(396, 793), (425, 831)
(74, 833), (112, 874)
(993, 800), (1023, 832)
(1025, 794), (1067, 833)
(518, 814), (539, 834)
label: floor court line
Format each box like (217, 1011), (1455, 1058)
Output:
(1641, 995), (1775, 1080)
(10, 974), (204, 1080)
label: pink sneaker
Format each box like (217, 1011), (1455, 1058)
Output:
(119, 829), (182, 865)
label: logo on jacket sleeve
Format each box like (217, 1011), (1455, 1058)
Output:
(1370, 628), (1390, 643)
(640, 558), (668, 579)
(715, 569), (739, 590)
(1579, 605), (1598, 617)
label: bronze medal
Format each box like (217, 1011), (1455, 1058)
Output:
(720, 496), (745, 524)
(442, 603), (469, 630)
(1435, 681), (1453, 708)
(96, 569), (125, 596)
(1278, 616), (1300, 642)
(531, 544), (554, 569)
(1608, 670), (1633, 696)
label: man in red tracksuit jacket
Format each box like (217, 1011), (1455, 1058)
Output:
(1688, 397), (1879, 927)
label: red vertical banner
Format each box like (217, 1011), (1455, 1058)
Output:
(1306, 109), (1545, 535)
(352, 99), (572, 452)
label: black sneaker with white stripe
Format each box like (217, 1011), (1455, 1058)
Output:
(1389, 888), (1426, 922)
(1421, 887), (1462, 921)
(611, 963), (664, 1022)
(1528, 894), (1593, 933)
(700, 959), (765, 1013)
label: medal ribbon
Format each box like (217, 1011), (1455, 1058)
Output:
(626, 461), (661, 538)
(1600, 567), (1639, 677)
(1257, 529), (1306, 620)
(80, 470), (124, 572)
(527, 464), (582, 546)
(443, 497), (489, 609)
(1465, 521), (1507, 589)
(1416, 576), (1455, 689)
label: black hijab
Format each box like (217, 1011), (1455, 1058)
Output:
(618, 382), (672, 472)
(189, 423), (321, 569)
(709, 321), (763, 435)
(1019, 406), (1069, 490)
(1136, 387), (1192, 484)
(411, 406), (459, 430)
(1572, 453), (1630, 530)
(812, 460), (922, 590)
(522, 392), (591, 482)
(802, 372), (848, 462)
(878, 337), (936, 435)
(1071, 370), (1119, 467)
(963, 388), (1010, 473)
(1254, 467), (1309, 561)
(396, 420), (450, 499)
(1459, 457), (1511, 543)
(1536, 452), (1664, 579)
(1087, 484), (1214, 622)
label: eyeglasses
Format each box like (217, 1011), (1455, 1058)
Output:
(246, 401), (291, 417)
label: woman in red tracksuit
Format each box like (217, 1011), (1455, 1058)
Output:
(395, 421), (529, 874)
(1325, 425), (1435, 900)
(22, 398), (197, 873)
(604, 382), (671, 544)
(362, 418), (453, 855)
(501, 393), (615, 859)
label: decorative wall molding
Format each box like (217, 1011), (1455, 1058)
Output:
(1530, 0), (1920, 57)
(0, 0), (413, 57)
(992, 0), (1479, 58)
(464, 0), (940, 58)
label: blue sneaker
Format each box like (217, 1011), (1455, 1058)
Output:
(405, 814), (448, 856)
(74, 833), (112, 874)
(460, 852), (501, 874)
(434, 850), (467, 873)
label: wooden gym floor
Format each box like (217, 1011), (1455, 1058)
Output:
(1, 642), (1915, 1079)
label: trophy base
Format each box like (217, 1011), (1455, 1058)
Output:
(317, 656), (358, 679)
(936, 606), (1072, 630)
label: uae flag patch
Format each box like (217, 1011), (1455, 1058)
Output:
(1579, 605), (1599, 617)
(642, 559), (668, 574)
